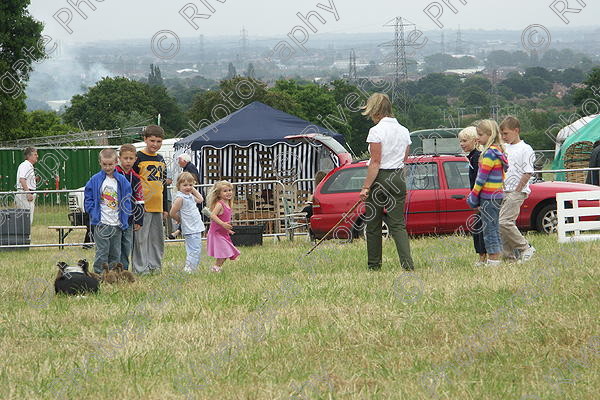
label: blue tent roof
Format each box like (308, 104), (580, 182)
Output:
(175, 101), (346, 150)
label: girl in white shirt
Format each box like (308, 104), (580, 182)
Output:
(170, 172), (205, 272)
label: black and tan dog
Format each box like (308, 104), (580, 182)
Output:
(114, 263), (136, 283)
(101, 263), (119, 284)
(54, 260), (100, 295)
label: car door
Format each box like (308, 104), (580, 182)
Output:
(440, 159), (473, 233)
(404, 161), (440, 234)
(312, 166), (366, 237)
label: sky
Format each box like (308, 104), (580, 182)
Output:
(28, 0), (599, 44)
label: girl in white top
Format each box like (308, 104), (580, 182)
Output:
(360, 93), (414, 271)
(170, 172), (205, 272)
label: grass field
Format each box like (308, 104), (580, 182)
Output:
(1, 233), (598, 400)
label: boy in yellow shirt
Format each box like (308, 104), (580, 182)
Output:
(132, 125), (169, 274)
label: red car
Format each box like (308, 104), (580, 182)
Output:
(310, 154), (600, 238)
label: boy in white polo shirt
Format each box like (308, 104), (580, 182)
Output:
(499, 116), (536, 262)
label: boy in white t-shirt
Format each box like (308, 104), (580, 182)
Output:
(499, 116), (536, 262)
(84, 149), (133, 274)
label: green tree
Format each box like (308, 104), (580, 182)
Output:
(423, 53), (453, 73)
(63, 77), (184, 135)
(460, 87), (490, 107)
(14, 110), (76, 138)
(559, 68), (584, 86)
(486, 50), (513, 67)
(328, 79), (374, 155)
(572, 67), (600, 115)
(500, 72), (554, 97)
(0, 0), (46, 140)
(148, 64), (164, 86)
(525, 67), (553, 82)
(462, 75), (492, 92)
(245, 63), (256, 79)
(417, 73), (461, 97)
(225, 62), (237, 80)
(187, 77), (301, 127)
(113, 111), (154, 130)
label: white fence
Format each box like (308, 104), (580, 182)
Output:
(557, 190), (600, 243)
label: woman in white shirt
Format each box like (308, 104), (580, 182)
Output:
(360, 93), (414, 271)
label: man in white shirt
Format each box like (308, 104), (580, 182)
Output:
(15, 147), (39, 224)
(499, 117), (536, 262)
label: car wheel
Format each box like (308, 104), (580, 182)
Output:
(354, 219), (390, 240)
(535, 203), (558, 234)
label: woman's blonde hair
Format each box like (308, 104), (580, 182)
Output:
(207, 180), (234, 210)
(176, 172), (195, 191)
(361, 93), (393, 119)
(476, 119), (504, 159)
(458, 126), (482, 151)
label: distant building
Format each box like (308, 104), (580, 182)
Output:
(552, 83), (568, 98)
(444, 67), (485, 76)
(46, 100), (70, 112)
(176, 68), (200, 74)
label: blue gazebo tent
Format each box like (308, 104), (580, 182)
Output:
(175, 101), (347, 186)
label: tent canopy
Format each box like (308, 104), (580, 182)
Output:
(552, 115), (600, 180)
(554, 114), (599, 156)
(175, 101), (346, 151)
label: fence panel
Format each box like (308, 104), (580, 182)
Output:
(557, 190), (600, 243)
(0, 179), (311, 249)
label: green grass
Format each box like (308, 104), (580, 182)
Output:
(1, 233), (599, 399)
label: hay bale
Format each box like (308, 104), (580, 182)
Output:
(564, 141), (593, 183)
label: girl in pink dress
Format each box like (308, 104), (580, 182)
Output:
(206, 180), (240, 272)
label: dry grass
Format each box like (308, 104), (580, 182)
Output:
(1, 233), (599, 399)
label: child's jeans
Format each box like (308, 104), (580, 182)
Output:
(93, 224), (122, 274)
(470, 211), (486, 255)
(184, 233), (202, 271)
(120, 224), (133, 270)
(479, 198), (502, 255)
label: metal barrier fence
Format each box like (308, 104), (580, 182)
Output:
(0, 179), (313, 250)
(2, 167), (599, 250)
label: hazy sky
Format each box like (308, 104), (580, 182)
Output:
(29, 0), (599, 44)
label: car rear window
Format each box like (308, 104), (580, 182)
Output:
(321, 167), (367, 193)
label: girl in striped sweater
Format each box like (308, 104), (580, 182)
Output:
(467, 120), (507, 266)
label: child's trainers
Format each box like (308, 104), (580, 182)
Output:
(210, 265), (222, 273)
(519, 245), (536, 262)
(486, 259), (501, 266)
